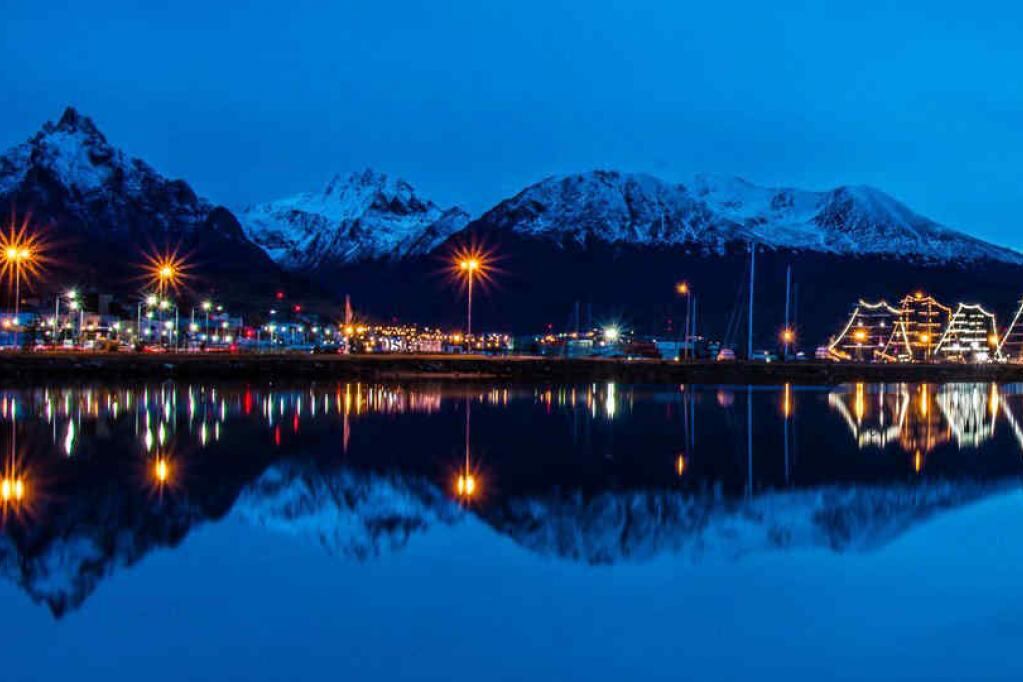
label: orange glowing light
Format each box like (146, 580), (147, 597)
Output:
(780, 328), (795, 344)
(153, 457), (171, 485)
(989, 333), (1000, 347)
(456, 472), (477, 498)
(451, 245), (493, 284)
(141, 248), (191, 295)
(919, 333), (931, 344)
(853, 329), (868, 343)
(0, 214), (50, 292)
(0, 473), (27, 509)
(676, 454), (686, 477)
(676, 281), (689, 296)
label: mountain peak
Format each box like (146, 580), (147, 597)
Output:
(37, 107), (108, 145)
(473, 169), (1023, 265)
(240, 170), (469, 269)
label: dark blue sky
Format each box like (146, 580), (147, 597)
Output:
(3, 1), (1021, 248)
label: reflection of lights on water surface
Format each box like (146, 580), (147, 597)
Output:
(828, 382), (1015, 455)
(154, 457), (171, 484)
(1, 476), (25, 502)
(455, 471), (477, 498)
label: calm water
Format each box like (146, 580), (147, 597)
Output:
(1, 381), (1022, 681)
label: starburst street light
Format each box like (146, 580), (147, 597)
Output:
(142, 248), (190, 298)
(675, 281), (693, 360)
(0, 215), (49, 328)
(451, 245), (493, 338)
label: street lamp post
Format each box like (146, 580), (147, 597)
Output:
(676, 282), (692, 360)
(459, 258), (480, 337)
(3, 245), (32, 346)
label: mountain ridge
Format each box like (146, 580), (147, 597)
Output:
(468, 169), (1023, 265)
(238, 168), (470, 270)
(0, 107), (304, 305)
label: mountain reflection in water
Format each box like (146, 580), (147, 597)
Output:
(0, 381), (1021, 617)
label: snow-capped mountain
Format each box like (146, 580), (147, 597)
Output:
(0, 108), (296, 302)
(239, 169), (469, 270)
(472, 170), (1023, 264)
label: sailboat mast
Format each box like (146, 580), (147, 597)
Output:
(747, 242), (756, 359)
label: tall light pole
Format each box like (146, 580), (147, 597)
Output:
(459, 257), (481, 337)
(676, 281), (691, 360)
(1, 220), (45, 345)
(4, 246), (31, 323)
(61, 289), (78, 346)
(202, 300), (212, 339)
(2, 245), (32, 346)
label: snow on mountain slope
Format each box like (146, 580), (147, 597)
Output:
(233, 460), (460, 559)
(239, 169), (470, 269)
(485, 480), (1015, 564)
(474, 170), (1023, 265)
(231, 460), (1014, 566)
(0, 107), (293, 300)
(0, 107), (215, 234)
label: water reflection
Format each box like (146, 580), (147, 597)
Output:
(0, 380), (1022, 617)
(826, 382), (1018, 454)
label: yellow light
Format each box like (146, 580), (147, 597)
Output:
(915, 291), (924, 299)
(0, 216), (48, 289)
(0, 477), (24, 504)
(456, 472), (477, 498)
(142, 248), (190, 294)
(919, 333), (931, 344)
(154, 457), (171, 484)
(853, 328), (868, 343)
(780, 328), (795, 344)
(450, 245), (493, 285)
(676, 281), (689, 295)
(989, 333), (1000, 347)
(676, 454), (686, 476)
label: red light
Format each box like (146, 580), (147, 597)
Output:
(275, 291), (285, 300)
(293, 304), (302, 313)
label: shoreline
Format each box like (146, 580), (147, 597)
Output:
(1, 352), (1023, 385)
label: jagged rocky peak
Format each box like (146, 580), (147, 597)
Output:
(473, 169), (1023, 265)
(239, 168), (470, 269)
(0, 107), (284, 298)
(0, 106), (205, 213)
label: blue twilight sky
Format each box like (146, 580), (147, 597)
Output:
(2, 1), (1022, 249)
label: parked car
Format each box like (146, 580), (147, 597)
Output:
(716, 348), (736, 362)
